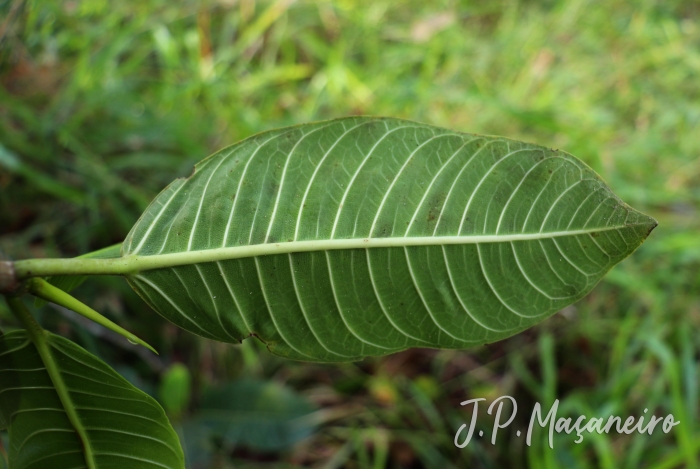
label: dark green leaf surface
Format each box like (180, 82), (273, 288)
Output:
(122, 117), (656, 362)
(0, 330), (184, 469)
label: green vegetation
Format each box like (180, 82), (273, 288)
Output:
(1, 0), (698, 467)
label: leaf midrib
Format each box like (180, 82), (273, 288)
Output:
(127, 224), (642, 262)
(15, 224), (650, 280)
(7, 298), (96, 469)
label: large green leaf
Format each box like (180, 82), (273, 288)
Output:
(121, 117), (656, 362)
(0, 330), (184, 469)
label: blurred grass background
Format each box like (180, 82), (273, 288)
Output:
(1, 0), (699, 467)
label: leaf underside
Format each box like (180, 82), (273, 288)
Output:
(0, 330), (184, 469)
(122, 117), (656, 362)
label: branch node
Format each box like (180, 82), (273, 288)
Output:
(0, 261), (20, 295)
